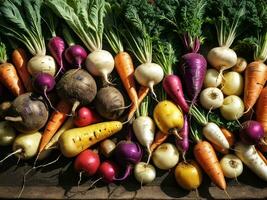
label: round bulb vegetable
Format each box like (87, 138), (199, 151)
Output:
(152, 143), (179, 170)
(174, 160), (202, 190)
(27, 55), (56, 76)
(99, 139), (116, 158)
(220, 154), (243, 178)
(134, 162), (156, 184)
(86, 50), (115, 83)
(204, 68), (222, 88)
(239, 121), (265, 145)
(200, 87), (224, 110)
(232, 57), (247, 73)
(220, 95), (244, 120)
(221, 71), (243, 96)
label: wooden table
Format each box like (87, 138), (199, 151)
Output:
(0, 149), (267, 200)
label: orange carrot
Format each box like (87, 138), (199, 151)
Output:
(212, 128), (235, 155)
(12, 48), (32, 92)
(39, 100), (71, 153)
(128, 86), (150, 121)
(256, 87), (267, 132)
(194, 140), (226, 190)
(150, 131), (168, 152)
(244, 61), (267, 111)
(115, 52), (138, 110)
(0, 42), (24, 96)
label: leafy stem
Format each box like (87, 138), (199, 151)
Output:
(0, 42), (7, 64)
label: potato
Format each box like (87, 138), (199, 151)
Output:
(5, 93), (49, 133)
(95, 86), (125, 120)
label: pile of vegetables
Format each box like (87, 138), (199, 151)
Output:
(0, 0), (267, 198)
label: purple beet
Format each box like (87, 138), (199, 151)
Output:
(163, 74), (189, 113)
(239, 120), (265, 145)
(180, 52), (207, 101)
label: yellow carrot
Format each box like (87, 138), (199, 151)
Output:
(59, 121), (122, 157)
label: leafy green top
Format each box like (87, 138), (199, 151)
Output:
(153, 42), (176, 75)
(139, 95), (150, 117)
(0, 42), (7, 64)
(46, 0), (107, 52)
(124, 6), (153, 64)
(206, 0), (245, 48)
(104, 4), (124, 54)
(0, 0), (46, 56)
(236, 0), (267, 61)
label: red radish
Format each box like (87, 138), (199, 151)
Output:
(74, 149), (100, 176)
(63, 27), (87, 69)
(74, 106), (101, 127)
(175, 115), (189, 159)
(48, 36), (65, 77)
(239, 121), (265, 145)
(163, 75), (189, 113)
(98, 160), (119, 183)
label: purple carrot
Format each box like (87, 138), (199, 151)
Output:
(163, 74), (189, 113)
(175, 115), (189, 160)
(180, 53), (207, 102)
(48, 36), (65, 77)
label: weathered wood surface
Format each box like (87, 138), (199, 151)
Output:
(0, 149), (267, 200)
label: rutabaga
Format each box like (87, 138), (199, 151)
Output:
(235, 142), (267, 181)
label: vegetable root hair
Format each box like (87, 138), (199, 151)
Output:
(146, 146), (152, 165)
(17, 154), (61, 198)
(77, 171), (83, 191)
(224, 189), (231, 200)
(195, 189), (200, 200)
(0, 149), (22, 163)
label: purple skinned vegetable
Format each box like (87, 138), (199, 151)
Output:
(63, 27), (87, 69)
(33, 73), (56, 110)
(175, 115), (189, 161)
(180, 52), (207, 102)
(48, 36), (65, 78)
(239, 120), (265, 145)
(114, 140), (143, 181)
(163, 75), (189, 113)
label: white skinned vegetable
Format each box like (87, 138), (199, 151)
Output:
(220, 95), (244, 120)
(221, 71), (243, 96)
(0, 121), (16, 146)
(134, 162), (156, 184)
(133, 116), (155, 160)
(200, 87), (224, 110)
(203, 122), (229, 149)
(134, 63), (164, 96)
(152, 143), (179, 170)
(204, 69), (222, 88)
(13, 132), (42, 160)
(27, 55), (56, 76)
(232, 57), (247, 73)
(220, 154), (243, 178)
(235, 142), (267, 181)
(0, 1), (57, 76)
(86, 50), (114, 83)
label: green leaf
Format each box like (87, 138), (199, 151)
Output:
(0, 42), (7, 64)
(0, 0), (45, 55)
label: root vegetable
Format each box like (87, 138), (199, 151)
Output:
(0, 121), (16, 146)
(220, 95), (244, 120)
(200, 87), (224, 110)
(220, 154), (243, 178)
(204, 69), (222, 88)
(221, 71), (243, 96)
(134, 162), (156, 184)
(95, 86), (125, 120)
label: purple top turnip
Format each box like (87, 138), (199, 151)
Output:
(239, 120), (265, 145)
